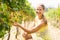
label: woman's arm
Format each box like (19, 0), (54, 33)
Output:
(13, 20), (47, 34)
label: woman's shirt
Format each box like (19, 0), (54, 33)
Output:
(31, 16), (52, 40)
(33, 16), (48, 33)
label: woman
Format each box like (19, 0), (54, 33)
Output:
(13, 4), (51, 40)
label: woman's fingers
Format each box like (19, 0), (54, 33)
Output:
(22, 32), (27, 37)
(13, 22), (19, 26)
(22, 32), (32, 39)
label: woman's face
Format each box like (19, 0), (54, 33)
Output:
(36, 5), (44, 18)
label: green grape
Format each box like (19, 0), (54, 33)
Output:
(0, 0), (36, 38)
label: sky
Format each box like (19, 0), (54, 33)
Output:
(28, 0), (60, 8)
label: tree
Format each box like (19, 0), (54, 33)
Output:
(0, 0), (36, 40)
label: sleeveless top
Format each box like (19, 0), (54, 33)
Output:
(33, 16), (48, 33)
(31, 16), (48, 40)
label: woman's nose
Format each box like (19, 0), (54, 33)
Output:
(36, 11), (39, 13)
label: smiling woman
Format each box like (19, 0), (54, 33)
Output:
(13, 4), (52, 40)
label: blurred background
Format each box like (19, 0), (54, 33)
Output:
(0, 0), (60, 40)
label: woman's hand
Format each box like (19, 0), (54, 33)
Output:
(22, 32), (28, 38)
(13, 22), (19, 26)
(22, 32), (32, 39)
(13, 22), (21, 27)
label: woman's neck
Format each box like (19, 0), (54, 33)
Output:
(39, 17), (42, 20)
(38, 16), (43, 20)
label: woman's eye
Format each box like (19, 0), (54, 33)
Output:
(37, 9), (41, 10)
(39, 9), (42, 10)
(37, 9), (39, 10)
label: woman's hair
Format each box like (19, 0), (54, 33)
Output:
(40, 4), (47, 24)
(42, 14), (47, 24)
(40, 4), (45, 10)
